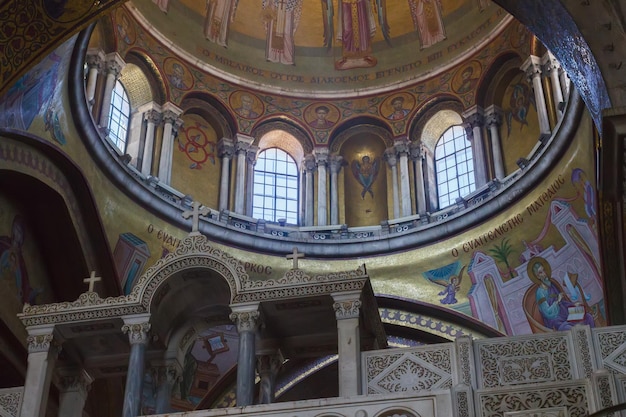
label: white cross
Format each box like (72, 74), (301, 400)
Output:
(83, 271), (101, 293)
(286, 247), (304, 270)
(182, 201), (210, 234)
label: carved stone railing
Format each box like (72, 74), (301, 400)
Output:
(0, 387), (23, 417)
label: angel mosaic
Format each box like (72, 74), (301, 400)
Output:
(351, 155), (380, 199)
(424, 262), (466, 305)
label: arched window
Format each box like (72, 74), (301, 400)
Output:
(108, 80), (130, 152)
(434, 125), (475, 208)
(252, 148), (299, 224)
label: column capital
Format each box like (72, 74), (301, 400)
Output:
(56, 367), (94, 394)
(256, 351), (284, 374)
(235, 134), (254, 154)
(144, 108), (162, 124)
(541, 51), (560, 74)
(122, 314), (152, 345)
(329, 154), (344, 173)
(394, 137), (410, 156)
(462, 105), (484, 128)
(314, 147), (329, 166)
(150, 361), (182, 385)
(230, 306), (261, 332)
(409, 141), (426, 161)
(333, 299), (362, 320)
(103, 52), (126, 77)
(85, 48), (105, 70)
(383, 147), (397, 167)
(521, 54), (543, 80)
(26, 326), (60, 354)
(162, 102), (184, 124)
(218, 138), (235, 158)
(484, 105), (503, 128)
(246, 146), (259, 165)
(332, 293), (362, 320)
(304, 154), (317, 172)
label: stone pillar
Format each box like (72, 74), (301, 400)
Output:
(315, 148), (329, 226)
(329, 154), (344, 225)
(230, 306), (261, 407)
(384, 148), (400, 219)
(462, 106), (488, 187)
(157, 103), (183, 185)
(521, 55), (551, 135)
(558, 65), (570, 99)
(409, 142), (427, 215)
(542, 51), (565, 119)
(20, 327), (60, 417)
(152, 363), (180, 414)
(246, 146), (259, 217)
(85, 48), (104, 109)
(217, 138), (235, 211)
(121, 314), (151, 417)
(98, 52), (126, 129)
(234, 134), (254, 214)
(304, 154), (316, 226)
(395, 139), (412, 217)
(56, 367), (93, 417)
(140, 107), (162, 176)
(332, 293), (362, 397)
(484, 105), (505, 180)
(257, 351), (283, 404)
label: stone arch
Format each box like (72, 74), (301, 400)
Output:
(251, 119), (314, 158)
(132, 234), (249, 312)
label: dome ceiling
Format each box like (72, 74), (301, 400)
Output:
(127, 0), (510, 95)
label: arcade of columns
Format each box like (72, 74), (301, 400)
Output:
(85, 50), (568, 224)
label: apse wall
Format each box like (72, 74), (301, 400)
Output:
(0, 12), (603, 343)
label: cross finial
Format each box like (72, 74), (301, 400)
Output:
(83, 271), (101, 293)
(286, 247), (304, 270)
(182, 201), (210, 234)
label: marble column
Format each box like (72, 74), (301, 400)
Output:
(315, 148), (329, 226)
(234, 134), (254, 215)
(257, 351), (283, 404)
(230, 307), (261, 407)
(329, 155), (344, 225)
(98, 52), (125, 129)
(384, 148), (400, 219)
(121, 315), (151, 417)
(542, 52), (565, 119)
(558, 65), (570, 99)
(20, 327), (60, 417)
(332, 293), (362, 397)
(304, 154), (316, 226)
(85, 48), (104, 109)
(521, 55), (551, 135)
(125, 102), (159, 172)
(218, 138), (235, 211)
(395, 139), (412, 217)
(409, 141), (427, 215)
(462, 106), (488, 187)
(246, 146), (259, 217)
(56, 367), (93, 417)
(157, 103), (183, 185)
(484, 105), (505, 180)
(152, 363), (180, 414)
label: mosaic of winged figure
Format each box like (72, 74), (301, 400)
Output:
(351, 155), (380, 199)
